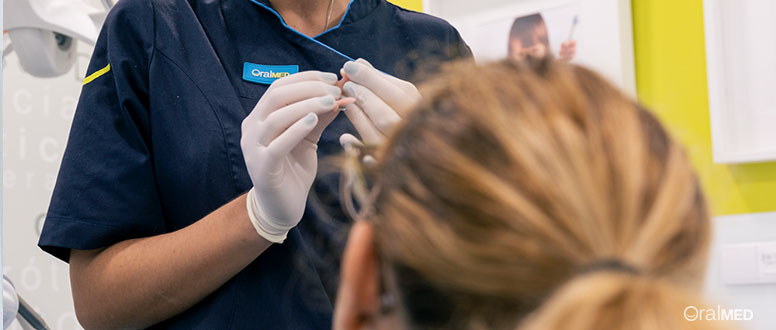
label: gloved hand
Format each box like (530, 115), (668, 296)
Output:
(340, 58), (421, 145)
(241, 71), (352, 243)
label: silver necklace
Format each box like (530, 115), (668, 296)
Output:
(323, 0), (336, 33)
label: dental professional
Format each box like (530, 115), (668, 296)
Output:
(36, 0), (471, 328)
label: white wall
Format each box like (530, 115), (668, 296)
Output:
(705, 213), (776, 330)
(2, 42), (93, 330)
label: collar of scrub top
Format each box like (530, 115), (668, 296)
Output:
(248, 0), (359, 61)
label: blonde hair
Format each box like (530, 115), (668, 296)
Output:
(346, 59), (725, 330)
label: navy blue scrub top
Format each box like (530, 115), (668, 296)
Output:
(38, 0), (470, 328)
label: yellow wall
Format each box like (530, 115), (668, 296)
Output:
(632, 0), (776, 215)
(387, 0), (422, 11)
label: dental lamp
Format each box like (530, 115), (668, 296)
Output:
(3, 0), (107, 77)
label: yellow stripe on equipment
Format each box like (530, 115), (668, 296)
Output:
(83, 64), (111, 86)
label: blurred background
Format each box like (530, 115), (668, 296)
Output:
(3, 0), (775, 329)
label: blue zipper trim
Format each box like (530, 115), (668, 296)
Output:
(312, 0), (355, 38)
(249, 0), (355, 61)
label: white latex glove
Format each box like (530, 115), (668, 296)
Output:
(241, 71), (346, 243)
(340, 58), (421, 145)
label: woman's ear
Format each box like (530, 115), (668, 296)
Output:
(334, 221), (381, 330)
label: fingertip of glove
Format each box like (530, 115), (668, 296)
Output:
(326, 85), (343, 97)
(342, 81), (356, 95)
(343, 61), (359, 77)
(320, 72), (338, 84)
(303, 113), (318, 125)
(355, 58), (373, 68)
(319, 94), (336, 107)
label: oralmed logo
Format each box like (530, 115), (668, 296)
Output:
(242, 63), (300, 84)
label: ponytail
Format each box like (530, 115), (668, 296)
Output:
(518, 271), (733, 330)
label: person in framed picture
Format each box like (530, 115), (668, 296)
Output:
(508, 13), (576, 62)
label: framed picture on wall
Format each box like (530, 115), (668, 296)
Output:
(424, 0), (635, 96)
(451, 2), (582, 63)
(704, 0), (776, 164)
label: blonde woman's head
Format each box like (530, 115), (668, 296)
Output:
(334, 59), (723, 330)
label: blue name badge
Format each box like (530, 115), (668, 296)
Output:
(242, 63), (299, 84)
